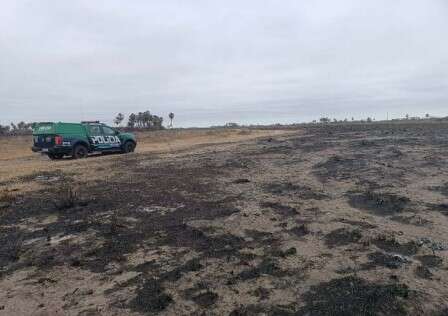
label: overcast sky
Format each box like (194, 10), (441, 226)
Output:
(1, 0), (447, 127)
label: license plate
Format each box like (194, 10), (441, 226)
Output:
(42, 148), (49, 152)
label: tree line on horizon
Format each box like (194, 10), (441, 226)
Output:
(0, 112), (444, 136)
(0, 121), (33, 135)
(0, 110), (173, 136)
(113, 110), (168, 130)
(317, 113), (432, 124)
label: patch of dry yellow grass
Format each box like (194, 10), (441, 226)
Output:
(0, 128), (294, 194)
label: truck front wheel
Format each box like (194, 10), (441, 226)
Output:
(73, 145), (88, 159)
(122, 141), (136, 154)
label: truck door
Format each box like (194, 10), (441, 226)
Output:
(86, 124), (104, 151)
(101, 125), (122, 151)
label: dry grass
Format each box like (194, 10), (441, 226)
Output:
(0, 135), (35, 161)
(0, 128), (292, 191)
(134, 128), (288, 153)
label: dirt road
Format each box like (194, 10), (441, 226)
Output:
(1, 124), (448, 315)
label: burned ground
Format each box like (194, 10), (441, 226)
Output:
(347, 191), (412, 216)
(324, 227), (363, 248)
(296, 276), (413, 315)
(1, 123), (448, 315)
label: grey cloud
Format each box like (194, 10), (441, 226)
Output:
(1, 0), (447, 126)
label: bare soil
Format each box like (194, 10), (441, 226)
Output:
(1, 123), (448, 315)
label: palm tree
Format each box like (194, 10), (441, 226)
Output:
(114, 113), (124, 126)
(142, 111), (152, 128)
(127, 113), (136, 128)
(136, 112), (142, 127)
(168, 112), (174, 128)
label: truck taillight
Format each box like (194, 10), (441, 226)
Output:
(55, 136), (63, 145)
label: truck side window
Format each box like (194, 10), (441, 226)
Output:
(88, 125), (102, 135)
(102, 126), (116, 136)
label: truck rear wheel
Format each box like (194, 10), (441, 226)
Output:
(73, 144), (88, 159)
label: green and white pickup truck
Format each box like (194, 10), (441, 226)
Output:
(32, 121), (137, 159)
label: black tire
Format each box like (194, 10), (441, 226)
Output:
(122, 141), (136, 154)
(73, 144), (88, 159)
(48, 153), (64, 160)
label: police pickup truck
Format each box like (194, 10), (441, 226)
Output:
(32, 121), (137, 159)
